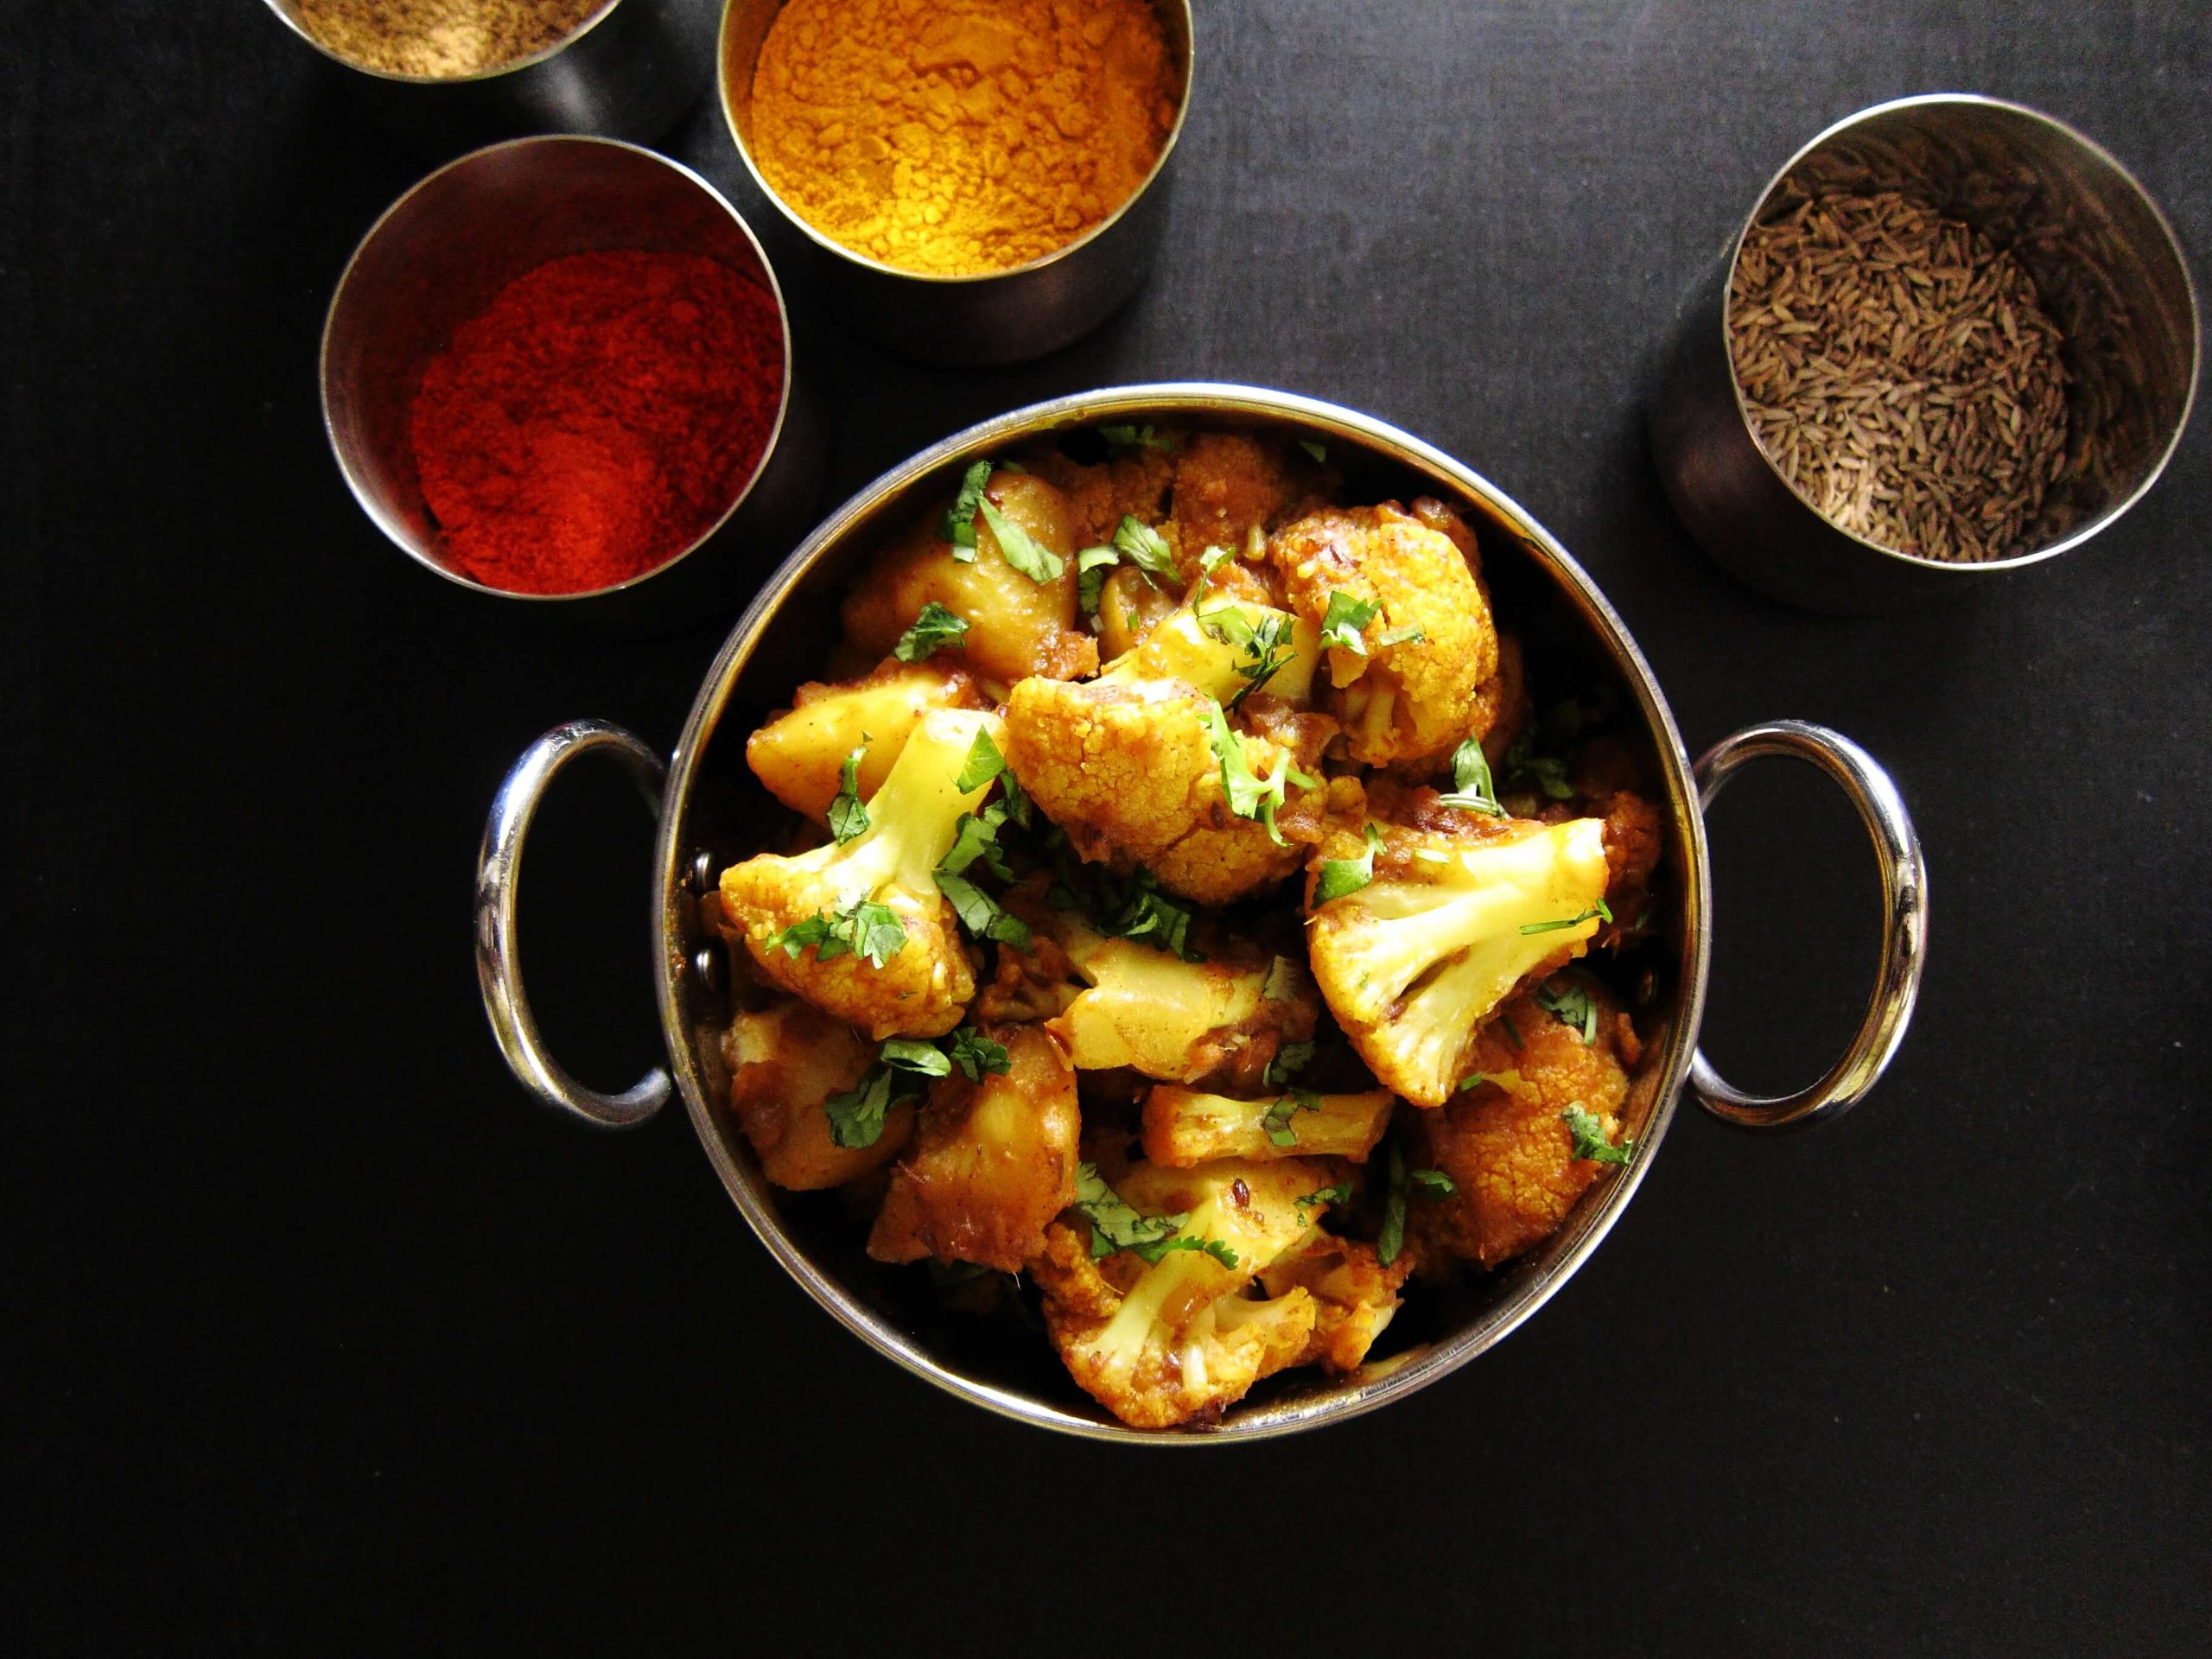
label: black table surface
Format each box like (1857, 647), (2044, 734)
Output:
(10, 2), (2208, 1650)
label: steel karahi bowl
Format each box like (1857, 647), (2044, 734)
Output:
(473, 385), (1929, 1442)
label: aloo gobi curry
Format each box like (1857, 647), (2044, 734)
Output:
(706, 423), (1666, 1429)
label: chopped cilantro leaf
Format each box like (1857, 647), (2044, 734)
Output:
(1520, 899), (1614, 936)
(1075, 544), (1120, 615)
(978, 495), (1065, 583)
(953, 726), (1007, 794)
(879, 1037), (952, 1077)
(936, 868), (1033, 949)
(1411, 1168), (1458, 1198)
(1262, 1086), (1323, 1147)
(1199, 701), (1316, 846)
(1084, 866), (1205, 961)
(1297, 438), (1327, 464)
(1198, 600), (1294, 710)
(1314, 822), (1383, 904)
(1264, 1040), (1316, 1090)
(1296, 1180), (1353, 1218)
(1562, 1103), (1633, 1166)
(1503, 729), (1575, 801)
(1110, 514), (1182, 584)
(1535, 978), (1599, 1044)
(893, 601), (969, 662)
(1436, 735), (1506, 816)
(766, 897), (907, 968)
(1318, 590), (1381, 655)
(823, 1063), (921, 1149)
(826, 744), (869, 844)
(1374, 625), (1426, 647)
(1100, 422), (1175, 454)
(1377, 1141), (1411, 1267)
(941, 459), (992, 556)
(1073, 1163), (1238, 1268)
(938, 805), (1013, 880)
(945, 1027), (1011, 1082)
(1499, 1011), (1525, 1051)
(1001, 772), (1033, 830)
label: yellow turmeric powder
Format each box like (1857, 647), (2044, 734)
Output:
(747, 0), (1179, 276)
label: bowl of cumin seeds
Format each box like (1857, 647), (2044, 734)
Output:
(1652, 95), (2198, 613)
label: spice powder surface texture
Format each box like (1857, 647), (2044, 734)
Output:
(1728, 188), (2070, 564)
(291, 0), (603, 79)
(408, 251), (785, 595)
(747, 0), (1179, 276)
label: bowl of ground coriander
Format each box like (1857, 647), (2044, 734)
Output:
(263, 0), (718, 149)
(717, 0), (1193, 365)
(1651, 95), (2198, 613)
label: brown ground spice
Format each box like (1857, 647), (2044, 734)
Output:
(291, 0), (603, 79)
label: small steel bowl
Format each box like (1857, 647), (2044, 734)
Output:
(262, 0), (720, 151)
(715, 0), (1194, 366)
(321, 136), (821, 632)
(1651, 94), (2200, 613)
(471, 385), (1929, 1441)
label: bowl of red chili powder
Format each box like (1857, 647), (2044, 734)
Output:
(323, 137), (817, 620)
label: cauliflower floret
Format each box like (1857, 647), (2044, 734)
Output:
(1258, 1227), (1409, 1373)
(1405, 982), (1631, 1269)
(1305, 814), (1611, 1106)
(842, 468), (1096, 684)
(867, 1024), (1080, 1271)
(1029, 1157), (1325, 1428)
(745, 658), (986, 824)
(1001, 607), (1339, 906)
(716, 708), (1003, 1039)
(1026, 441), (1175, 547)
(1050, 935), (1318, 1090)
(1171, 431), (1300, 554)
(721, 999), (915, 1191)
(1140, 1085), (1394, 1166)
(1268, 500), (1500, 766)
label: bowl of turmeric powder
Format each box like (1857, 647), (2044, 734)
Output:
(718, 0), (1193, 365)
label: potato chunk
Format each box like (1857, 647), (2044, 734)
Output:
(745, 658), (986, 824)
(842, 469), (1096, 683)
(866, 1025), (1081, 1272)
(722, 1001), (913, 1191)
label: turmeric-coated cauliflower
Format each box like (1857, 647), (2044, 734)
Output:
(716, 708), (1002, 1039)
(1404, 981), (1632, 1269)
(1258, 1227), (1409, 1373)
(1028, 1156), (1327, 1428)
(1033, 902), (1317, 1090)
(1268, 500), (1500, 767)
(1140, 1084), (1394, 1166)
(1002, 605), (1338, 906)
(867, 1025), (1080, 1272)
(1305, 813), (1611, 1106)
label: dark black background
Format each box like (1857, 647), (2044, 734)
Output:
(9, 2), (2208, 1651)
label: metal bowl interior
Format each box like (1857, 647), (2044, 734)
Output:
(653, 386), (1713, 1440)
(716, 0), (1196, 286)
(320, 136), (796, 603)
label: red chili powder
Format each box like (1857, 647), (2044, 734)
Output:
(409, 250), (785, 595)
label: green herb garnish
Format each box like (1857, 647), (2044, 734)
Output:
(978, 495), (1065, 583)
(1297, 438), (1327, 464)
(1520, 899), (1613, 936)
(1200, 701), (1317, 846)
(823, 1062), (923, 1149)
(1318, 590), (1381, 654)
(1076, 544), (1121, 615)
(1100, 422), (1176, 455)
(1435, 735), (1505, 816)
(880, 1037), (952, 1077)
(1264, 1040), (1316, 1090)
(826, 743), (869, 844)
(1073, 1164), (1238, 1268)
(1562, 1103), (1633, 1166)
(893, 601), (969, 662)
(1262, 1086), (1323, 1148)
(1314, 822), (1383, 905)
(1296, 1180), (1354, 1218)
(954, 726), (1007, 794)
(1535, 978), (1599, 1044)
(1411, 1168), (1458, 1198)
(941, 459), (993, 557)
(945, 1027), (1011, 1082)
(1110, 514), (1182, 584)
(765, 897), (907, 968)
(1373, 625), (1426, 647)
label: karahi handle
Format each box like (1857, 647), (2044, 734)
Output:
(474, 721), (671, 1130)
(1689, 721), (1928, 1129)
